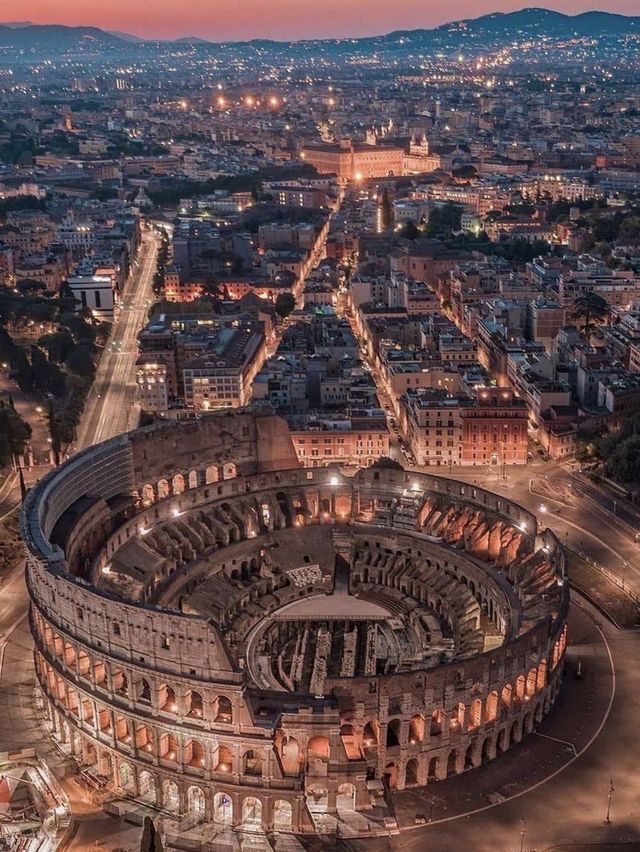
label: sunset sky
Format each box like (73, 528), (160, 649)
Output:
(2, 0), (638, 41)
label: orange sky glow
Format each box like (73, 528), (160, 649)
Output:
(2, 0), (638, 40)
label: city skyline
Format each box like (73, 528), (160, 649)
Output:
(2, 0), (639, 41)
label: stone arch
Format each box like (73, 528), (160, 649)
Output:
(501, 683), (512, 711)
(386, 718), (401, 747)
(185, 739), (205, 768)
(142, 484), (155, 505)
(337, 782), (356, 810)
(464, 742), (476, 770)
(172, 473), (185, 495)
(115, 715), (131, 744)
(469, 698), (482, 729)
(243, 749), (263, 776)
(223, 462), (237, 480)
(430, 709), (444, 736)
(135, 724), (154, 754)
(242, 796), (263, 827)
(307, 786), (329, 814)
(498, 727), (509, 752)
(524, 712), (534, 735)
(159, 683), (177, 713)
(510, 718), (521, 745)
(280, 736), (300, 775)
(214, 791), (233, 824)
(409, 714), (425, 743)
(138, 770), (156, 805)
(137, 678), (152, 704)
(163, 779), (180, 813)
(515, 674), (526, 702)
(526, 668), (537, 697)
(273, 799), (293, 831)
(384, 762), (398, 789)
(405, 758), (419, 786)
(77, 648), (90, 676)
(159, 732), (178, 761)
(428, 756), (439, 780)
(188, 470), (199, 490)
(63, 641), (76, 668)
(363, 720), (379, 747)
(214, 695), (232, 723)
(118, 760), (135, 794)
(186, 689), (203, 718)
(214, 744), (233, 772)
(447, 749), (459, 777)
(205, 465), (219, 484)
(481, 736), (494, 763)
(307, 736), (330, 761)
(537, 660), (548, 690)
(486, 691), (498, 722)
(157, 478), (170, 499)
(187, 785), (205, 815)
(113, 670), (128, 697)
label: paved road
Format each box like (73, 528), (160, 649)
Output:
(76, 228), (159, 450)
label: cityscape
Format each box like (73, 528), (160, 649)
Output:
(0, 4), (639, 851)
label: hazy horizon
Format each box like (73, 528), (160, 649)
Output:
(2, 1), (638, 42)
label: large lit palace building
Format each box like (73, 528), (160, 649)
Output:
(22, 412), (568, 841)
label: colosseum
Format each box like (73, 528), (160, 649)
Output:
(21, 410), (569, 843)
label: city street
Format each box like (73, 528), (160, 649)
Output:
(76, 226), (160, 450)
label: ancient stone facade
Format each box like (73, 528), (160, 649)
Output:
(22, 411), (569, 839)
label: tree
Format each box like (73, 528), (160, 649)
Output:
(572, 292), (611, 339)
(275, 292), (296, 319)
(372, 456), (404, 470)
(0, 400), (31, 466)
(380, 188), (393, 231)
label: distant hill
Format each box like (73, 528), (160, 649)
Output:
(0, 23), (123, 50)
(0, 8), (638, 53)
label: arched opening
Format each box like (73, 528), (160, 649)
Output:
(159, 684), (177, 713)
(524, 713), (534, 735)
(515, 674), (526, 703)
(428, 756), (439, 780)
(135, 725), (154, 755)
(159, 732), (178, 762)
(205, 465), (219, 485)
(501, 684), (512, 712)
(409, 714), (424, 744)
(307, 786), (329, 815)
(187, 785), (205, 815)
(63, 642), (76, 668)
(273, 799), (293, 831)
(405, 758), (419, 786)
(113, 670), (128, 697)
(188, 470), (199, 490)
(464, 743), (475, 770)
(223, 462), (237, 480)
(363, 720), (379, 748)
(447, 750), (458, 777)
(185, 740), (205, 768)
(242, 796), (262, 828)
(430, 709), (443, 737)
(163, 780), (180, 813)
(118, 761), (135, 794)
(142, 484), (155, 505)
(214, 744), (233, 773)
(115, 716), (131, 744)
(307, 736), (329, 761)
(526, 668), (537, 697)
(243, 749), (263, 777)
(383, 762), (398, 789)
(138, 771), (156, 805)
(467, 698), (481, 729)
(214, 695), (232, 723)
(486, 691), (498, 722)
(498, 727), (509, 752)
(481, 737), (493, 763)
(280, 736), (300, 775)
(186, 690), (203, 719)
(137, 678), (151, 704)
(386, 719), (401, 748)
(77, 649), (90, 676)
(158, 478), (170, 500)
(537, 660), (548, 690)
(337, 782), (356, 811)
(213, 791), (233, 824)
(172, 473), (185, 495)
